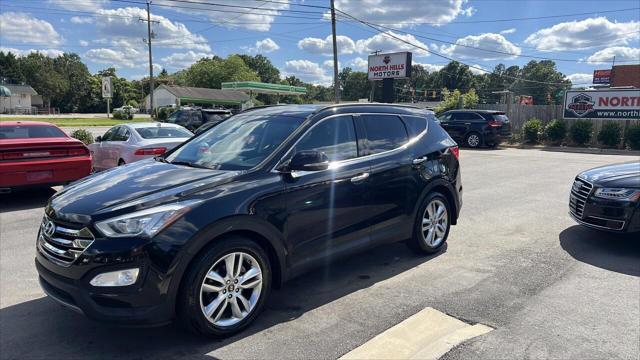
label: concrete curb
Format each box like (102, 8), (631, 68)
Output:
(500, 143), (640, 156)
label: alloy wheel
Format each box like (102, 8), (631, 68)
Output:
(467, 134), (480, 147)
(199, 251), (263, 327)
(421, 199), (448, 247)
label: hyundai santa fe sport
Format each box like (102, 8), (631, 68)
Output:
(35, 104), (463, 337)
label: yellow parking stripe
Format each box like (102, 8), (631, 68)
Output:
(340, 307), (492, 360)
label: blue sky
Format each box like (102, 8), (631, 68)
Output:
(0, 0), (638, 86)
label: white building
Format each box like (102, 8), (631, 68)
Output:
(143, 85), (251, 112)
(0, 84), (39, 114)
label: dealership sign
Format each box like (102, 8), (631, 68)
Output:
(592, 69), (611, 84)
(368, 52), (412, 80)
(564, 89), (640, 119)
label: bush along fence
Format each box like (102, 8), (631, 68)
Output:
(476, 104), (640, 149)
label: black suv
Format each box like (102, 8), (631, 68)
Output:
(166, 108), (232, 131)
(35, 104), (462, 336)
(438, 110), (512, 148)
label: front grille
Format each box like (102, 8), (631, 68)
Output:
(38, 217), (94, 267)
(569, 177), (593, 218)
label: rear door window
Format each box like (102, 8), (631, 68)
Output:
(293, 115), (358, 162)
(359, 115), (409, 155)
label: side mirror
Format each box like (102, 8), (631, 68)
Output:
(288, 151), (330, 172)
(95, 136), (102, 142)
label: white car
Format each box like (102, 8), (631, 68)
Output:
(114, 105), (139, 114)
(89, 122), (192, 171)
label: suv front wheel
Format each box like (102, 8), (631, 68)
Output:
(178, 236), (272, 337)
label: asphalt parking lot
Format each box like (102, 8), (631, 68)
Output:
(0, 148), (638, 359)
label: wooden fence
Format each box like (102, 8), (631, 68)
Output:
(475, 104), (639, 146)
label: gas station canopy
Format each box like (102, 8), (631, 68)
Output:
(221, 81), (307, 96)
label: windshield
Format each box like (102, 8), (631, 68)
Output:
(165, 113), (306, 170)
(136, 127), (192, 139)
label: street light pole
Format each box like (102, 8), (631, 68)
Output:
(330, 0), (340, 103)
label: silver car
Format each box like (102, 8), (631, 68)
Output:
(89, 122), (192, 171)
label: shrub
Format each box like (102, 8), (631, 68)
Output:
(597, 122), (622, 148)
(113, 109), (133, 120)
(544, 119), (566, 144)
(569, 120), (593, 146)
(522, 118), (543, 143)
(70, 129), (93, 145)
(624, 124), (640, 150)
(154, 107), (173, 121)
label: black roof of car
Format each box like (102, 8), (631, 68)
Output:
(237, 103), (433, 120)
(445, 109), (505, 114)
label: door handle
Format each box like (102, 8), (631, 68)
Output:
(464, 122), (471, 125)
(412, 156), (428, 165)
(350, 172), (370, 183)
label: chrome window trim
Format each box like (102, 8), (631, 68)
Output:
(271, 112), (429, 174)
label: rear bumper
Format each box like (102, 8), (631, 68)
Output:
(0, 157), (91, 188)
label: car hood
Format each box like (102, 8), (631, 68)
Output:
(47, 158), (239, 223)
(579, 161), (640, 188)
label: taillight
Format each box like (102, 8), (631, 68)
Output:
(68, 147), (89, 156)
(488, 120), (503, 127)
(135, 147), (167, 156)
(450, 146), (459, 160)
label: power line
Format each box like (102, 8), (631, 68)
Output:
(157, 0), (326, 15)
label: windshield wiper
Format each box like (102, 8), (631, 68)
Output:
(169, 160), (211, 169)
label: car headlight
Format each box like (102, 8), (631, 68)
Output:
(95, 201), (199, 238)
(593, 188), (640, 201)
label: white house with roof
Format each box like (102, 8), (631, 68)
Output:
(0, 84), (39, 114)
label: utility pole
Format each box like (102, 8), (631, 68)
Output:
(330, 0), (340, 103)
(140, 1), (159, 115)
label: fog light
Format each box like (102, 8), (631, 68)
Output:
(90, 268), (139, 287)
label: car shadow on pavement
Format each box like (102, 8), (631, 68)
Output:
(559, 225), (640, 277)
(0, 241), (445, 359)
(0, 187), (56, 213)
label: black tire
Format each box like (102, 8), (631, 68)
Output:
(407, 192), (451, 254)
(118, 159), (125, 166)
(178, 236), (272, 337)
(465, 132), (482, 148)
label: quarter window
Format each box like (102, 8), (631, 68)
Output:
(293, 115), (358, 162)
(360, 115), (409, 155)
(402, 116), (428, 137)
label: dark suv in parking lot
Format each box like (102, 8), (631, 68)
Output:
(35, 104), (462, 337)
(438, 110), (512, 148)
(166, 108), (232, 131)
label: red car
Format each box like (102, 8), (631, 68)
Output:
(0, 121), (92, 192)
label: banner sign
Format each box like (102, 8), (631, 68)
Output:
(592, 69), (611, 84)
(564, 89), (640, 119)
(368, 52), (412, 80)
(101, 77), (112, 98)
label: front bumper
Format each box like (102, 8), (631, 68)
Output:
(569, 195), (640, 233)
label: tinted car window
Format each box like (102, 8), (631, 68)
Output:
(360, 115), (408, 155)
(167, 113), (305, 170)
(402, 116), (428, 137)
(0, 125), (66, 139)
(136, 127), (192, 139)
(101, 126), (118, 141)
(166, 112), (178, 124)
(294, 115), (357, 162)
(494, 114), (509, 122)
(112, 127), (130, 141)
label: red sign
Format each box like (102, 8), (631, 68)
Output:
(593, 69), (611, 84)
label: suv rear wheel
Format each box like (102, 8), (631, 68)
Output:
(408, 192), (451, 254)
(178, 236), (271, 337)
(465, 132), (482, 148)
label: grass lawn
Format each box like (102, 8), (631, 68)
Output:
(0, 117), (152, 126)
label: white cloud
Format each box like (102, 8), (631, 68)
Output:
(525, 17), (640, 51)
(0, 12), (63, 45)
(415, 63), (444, 72)
(0, 47), (64, 58)
(500, 28), (516, 35)
(79, 40), (90, 47)
(441, 33), (521, 60)
(95, 7), (211, 52)
(254, 38), (280, 53)
(468, 64), (488, 75)
(283, 59), (332, 85)
(566, 73), (593, 85)
(327, 0), (474, 27)
(298, 35), (356, 55)
(586, 47), (640, 64)
(355, 31), (430, 56)
(322, 59), (343, 70)
(70, 16), (94, 24)
(161, 51), (214, 68)
(84, 48), (142, 68)
(49, 0), (106, 12)
(348, 57), (368, 71)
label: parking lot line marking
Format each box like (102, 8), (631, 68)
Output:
(340, 307), (493, 360)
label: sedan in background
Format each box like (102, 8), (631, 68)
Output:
(0, 121), (91, 192)
(438, 110), (512, 148)
(570, 161), (640, 233)
(89, 123), (192, 171)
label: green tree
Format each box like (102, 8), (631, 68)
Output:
(0, 51), (24, 83)
(176, 55), (259, 89)
(511, 60), (570, 105)
(18, 52), (68, 108)
(339, 67), (370, 101)
(52, 53), (92, 112)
